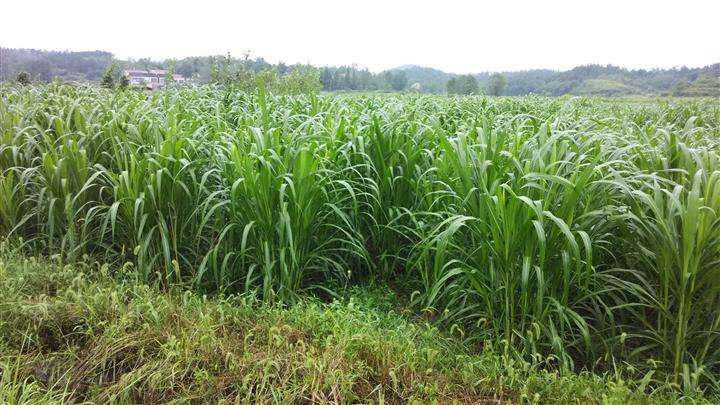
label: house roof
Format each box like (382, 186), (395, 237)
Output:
(124, 69), (186, 80)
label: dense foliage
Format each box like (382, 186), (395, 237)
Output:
(208, 58), (322, 95)
(486, 73), (508, 96)
(671, 74), (720, 97)
(0, 48), (113, 82)
(1, 84), (720, 396)
(406, 64), (720, 96)
(4, 48), (719, 96)
(446, 74), (480, 95)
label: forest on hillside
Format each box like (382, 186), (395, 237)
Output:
(1, 48), (719, 96)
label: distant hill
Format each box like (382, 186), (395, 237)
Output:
(390, 63), (720, 96)
(0, 48), (113, 82)
(1, 48), (718, 96)
(670, 74), (720, 97)
(387, 65), (453, 93)
(572, 79), (641, 96)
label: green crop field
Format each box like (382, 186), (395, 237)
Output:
(1, 83), (719, 403)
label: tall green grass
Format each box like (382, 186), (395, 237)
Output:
(1, 83), (719, 394)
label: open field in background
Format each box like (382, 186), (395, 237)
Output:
(1, 83), (719, 402)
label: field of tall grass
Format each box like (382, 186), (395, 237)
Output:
(1, 83), (719, 399)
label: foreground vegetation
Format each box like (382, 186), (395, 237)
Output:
(1, 83), (720, 400)
(0, 245), (705, 403)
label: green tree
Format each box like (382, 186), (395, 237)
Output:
(447, 75), (479, 95)
(101, 63), (117, 88)
(384, 71), (408, 91)
(255, 68), (278, 93)
(16, 71), (31, 85)
(277, 66), (322, 94)
(390, 71), (408, 91)
(209, 56), (219, 83)
(460, 75), (480, 94)
(320, 68), (333, 90)
(119, 74), (130, 90)
(446, 77), (457, 94)
(487, 73), (508, 96)
(164, 59), (176, 88)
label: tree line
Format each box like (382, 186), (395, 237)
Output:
(2, 48), (718, 96)
(446, 73), (507, 95)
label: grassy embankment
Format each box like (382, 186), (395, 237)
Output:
(0, 244), (697, 404)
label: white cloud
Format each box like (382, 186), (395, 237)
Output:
(1, 0), (718, 72)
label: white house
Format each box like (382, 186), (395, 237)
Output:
(124, 69), (187, 89)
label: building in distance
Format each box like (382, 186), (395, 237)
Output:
(124, 69), (187, 89)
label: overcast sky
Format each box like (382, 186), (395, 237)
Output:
(1, 0), (718, 73)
